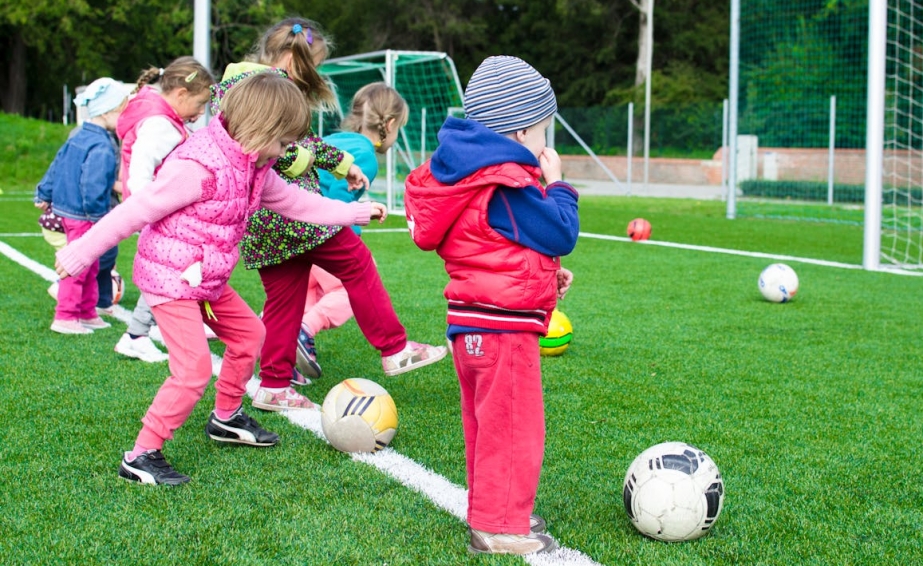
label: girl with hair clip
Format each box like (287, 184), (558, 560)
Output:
(297, 82), (410, 379)
(54, 72), (387, 485)
(113, 56), (216, 364)
(212, 18), (445, 413)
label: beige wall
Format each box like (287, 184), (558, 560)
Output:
(560, 147), (871, 186)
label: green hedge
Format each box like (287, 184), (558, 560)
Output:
(740, 180), (923, 205)
(740, 180), (865, 203)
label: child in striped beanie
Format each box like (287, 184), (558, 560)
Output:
(404, 55), (579, 556)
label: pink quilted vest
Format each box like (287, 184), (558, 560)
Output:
(132, 116), (270, 301)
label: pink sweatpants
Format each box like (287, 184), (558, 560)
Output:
(452, 331), (546, 535)
(302, 265), (353, 336)
(56, 218), (98, 321)
(135, 285), (264, 450)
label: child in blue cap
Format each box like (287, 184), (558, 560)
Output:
(35, 77), (131, 334)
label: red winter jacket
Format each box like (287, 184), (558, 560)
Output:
(405, 161), (560, 334)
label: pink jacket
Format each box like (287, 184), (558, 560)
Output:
(57, 116), (372, 306)
(116, 86), (187, 200)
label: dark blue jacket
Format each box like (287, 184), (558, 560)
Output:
(34, 122), (119, 222)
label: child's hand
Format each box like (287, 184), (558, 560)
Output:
(370, 202), (388, 224)
(539, 147), (563, 185)
(54, 259), (71, 279)
(556, 267), (573, 299)
(346, 164), (369, 191)
(35, 201), (49, 212)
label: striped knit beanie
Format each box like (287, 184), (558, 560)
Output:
(463, 56), (557, 134)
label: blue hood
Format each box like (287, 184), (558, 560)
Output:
(430, 117), (539, 184)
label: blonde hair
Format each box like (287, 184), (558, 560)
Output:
(251, 18), (337, 112)
(134, 56), (214, 96)
(340, 82), (409, 147)
(220, 73), (310, 153)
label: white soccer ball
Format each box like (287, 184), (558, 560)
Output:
(320, 378), (398, 453)
(758, 263), (799, 303)
(622, 441), (725, 542)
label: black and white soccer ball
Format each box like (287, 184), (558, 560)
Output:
(622, 441), (725, 542)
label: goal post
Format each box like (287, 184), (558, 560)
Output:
(873, 0), (923, 271)
(318, 50), (465, 213)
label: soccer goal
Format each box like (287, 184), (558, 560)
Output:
(728, 0), (923, 271)
(317, 50), (464, 213)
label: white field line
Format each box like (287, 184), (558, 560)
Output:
(0, 237), (602, 566)
(5, 228), (923, 275)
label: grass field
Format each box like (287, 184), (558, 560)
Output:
(2, 112), (922, 565)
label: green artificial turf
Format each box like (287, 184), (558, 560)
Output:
(1, 112), (921, 565)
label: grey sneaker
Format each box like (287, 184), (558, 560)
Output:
(530, 514), (547, 534)
(468, 529), (558, 555)
(205, 408), (279, 446)
(295, 325), (322, 379)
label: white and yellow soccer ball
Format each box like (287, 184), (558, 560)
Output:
(622, 441), (725, 542)
(321, 378), (398, 453)
(758, 263), (799, 303)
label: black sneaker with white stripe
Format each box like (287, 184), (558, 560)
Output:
(205, 408), (279, 446)
(118, 450), (190, 486)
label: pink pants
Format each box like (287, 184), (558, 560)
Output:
(135, 285), (264, 450)
(56, 218), (98, 321)
(302, 265), (353, 335)
(452, 331), (546, 535)
(258, 228), (406, 389)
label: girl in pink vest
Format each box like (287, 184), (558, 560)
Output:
(55, 72), (387, 486)
(114, 56), (215, 364)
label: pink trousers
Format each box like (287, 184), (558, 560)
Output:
(56, 218), (98, 321)
(302, 266), (353, 336)
(452, 331), (546, 535)
(135, 285), (264, 450)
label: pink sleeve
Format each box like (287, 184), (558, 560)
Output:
(56, 160), (206, 277)
(259, 170), (373, 227)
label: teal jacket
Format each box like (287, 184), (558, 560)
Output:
(318, 132), (378, 235)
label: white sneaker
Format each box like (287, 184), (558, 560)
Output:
(80, 316), (111, 330)
(468, 529), (558, 555)
(51, 319), (93, 335)
(149, 325), (163, 342)
(382, 341), (448, 377)
(252, 386), (316, 412)
(114, 333), (169, 363)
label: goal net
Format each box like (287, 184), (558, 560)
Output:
(318, 50), (464, 213)
(732, 0), (868, 225)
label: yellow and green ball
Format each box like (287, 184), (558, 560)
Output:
(540, 309), (573, 356)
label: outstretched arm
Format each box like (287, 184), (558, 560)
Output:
(56, 160), (204, 278)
